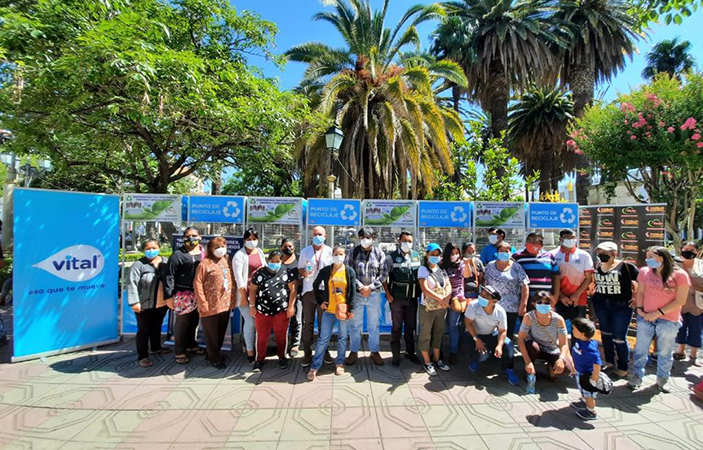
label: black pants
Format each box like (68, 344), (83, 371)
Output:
(289, 297), (302, 350)
(201, 311), (230, 363)
(467, 333), (514, 370)
(174, 309), (200, 355)
(135, 306), (168, 360)
(506, 312), (519, 342)
(301, 291), (324, 356)
(390, 297), (418, 356)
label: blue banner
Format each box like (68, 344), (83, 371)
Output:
(13, 189), (120, 361)
(528, 203), (579, 229)
(172, 235), (243, 257)
(188, 195), (245, 224)
(308, 198), (361, 226)
(418, 201), (472, 228)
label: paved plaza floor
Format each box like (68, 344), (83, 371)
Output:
(1, 304), (702, 450)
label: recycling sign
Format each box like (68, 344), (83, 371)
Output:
(188, 195), (245, 224)
(418, 201), (472, 228)
(308, 198), (362, 226)
(528, 202), (579, 229)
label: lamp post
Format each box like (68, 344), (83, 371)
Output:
(324, 122), (344, 247)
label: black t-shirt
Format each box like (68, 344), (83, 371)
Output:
(252, 267), (293, 315)
(593, 262), (639, 303)
(281, 255), (299, 282)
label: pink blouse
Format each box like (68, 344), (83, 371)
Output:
(638, 266), (691, 322)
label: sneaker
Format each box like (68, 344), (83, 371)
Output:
(371, 352), (385, 366)
(657, 377), (671, 393)
(345, 352), (358, 366)
(391, 354), (400, 367)
(424, 363), (438, 376)
(301, 353), (313, 368)
(335, 365), (345, 376)
(405, 353), (421, 365)
(253, 361), (264, 373)
(576, 408), (598, 421)
(279, 358), (288, 370)
(307, 368), (317, 381)
(526, 374), (536, 394)
(627, 376), (642, 391)
(570, 400), (588, 411)
(506, 369), (520, 386)
(247, 354), (255, 365)
(213, 360), (226, 370)
(449, 353), (459, 366)
(436, 360), (450, 372)
(324, 350), (334, 365)
(468, 361), (480, 373)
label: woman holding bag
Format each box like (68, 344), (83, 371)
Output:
(165, 227), (205, 365)
(307, 246), (357, 380)
(441, 242), (473, 365)
(418, 243), (452, 376)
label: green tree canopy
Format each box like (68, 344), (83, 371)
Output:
(0, 0), (317, 193)
(643, 37), (696, 81)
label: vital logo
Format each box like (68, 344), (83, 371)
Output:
(33, 245), (105, 282)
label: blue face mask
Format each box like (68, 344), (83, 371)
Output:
(144, 249), (160, 259)
(312, 235), (325, 246)
(428, 256), (441, 265)
(478, 297), (490, 307)
(497, 252), (511, 261)
(535, 304), (552, 315)
(268, 262), (282, 272)
(646, 258), (662, 269)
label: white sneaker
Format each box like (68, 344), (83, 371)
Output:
(424, 363), (438, 376)
(657, 377), (671, 393)
(627, 376), (642, 391)
(436, 360), (450, 372)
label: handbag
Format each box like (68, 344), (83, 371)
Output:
(335, 303), (349, 321)
(425, 271), (447, 311)
(578, 371), (613, 395)
(173, 290), (197, 315)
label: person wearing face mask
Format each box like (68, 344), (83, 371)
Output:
(440, 242), (474, 365)
(512, 233), (561, 317)
(591, 242), (639, 379)
(249, 251), (298, 372)
(464, 286), (520, 385)
(549, 229), (594, 323)
(127, 239), (171, 367)
(417, 243), (452, 376)
(308, 246), (357, 380)
(461, 242), (484, 299)
(674, 242), (703, 366)
(298, 226), (334, 367)
(346, 227), (390, 366)
(165, 227), (206, 364)
(484, 241), (530, 340)
(279, 238), (302, 357)
(232, 228), (267, 364)
(518, 291), (574, 394)
(480, 228), (515, 265)
(194, 237), (236, 369)
(383, 231), (422, 367)
(628, 247), (691, 392)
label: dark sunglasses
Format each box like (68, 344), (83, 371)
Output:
(535, 300), (551, 305)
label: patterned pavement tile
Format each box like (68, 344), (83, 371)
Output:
(477, 432), (540, 450)
(376, 405), (431, 439)
(429, 436), (490, 450)
(571, 427), (644, 450)
(460, 404), (525, 435)
(528, 430), (595, 450)
(369, 381), (416, 408)
(330, 406), (380, 440)
(420, 404), (478, 437)
(617, 423), (699, 450)
(229, 406), (287, 442)
(280, 400), (332, 441)
(330, 438), (384, 450)
(120, 410), (197, 444)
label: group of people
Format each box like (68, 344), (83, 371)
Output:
(126, 225), (703, 420)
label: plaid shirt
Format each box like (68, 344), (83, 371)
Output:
(346, 245), (389, 291)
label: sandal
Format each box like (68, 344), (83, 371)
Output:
(151, 347), (173, 355)
(187, 347), (206, 355)
(673, 353), (686, 361)
(139, 358), (153, 368)
(175, 355), (189, 364)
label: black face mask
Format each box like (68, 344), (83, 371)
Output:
(282, 247), (294, 256)
(681, 250), (697, 260)
(184, 236), (200, 244)
(597, 253), (611, 263)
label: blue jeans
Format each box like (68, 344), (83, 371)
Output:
(467, 334), (514, 370)
(447, 309), (465, 354)
(238, 306), (256, 352)
(633, 316), (681, 380)
(593, 298), (633, 371)
(349, 291), (382, 352)
(312, 312), (350, 370)
(676, 312), (703, 348)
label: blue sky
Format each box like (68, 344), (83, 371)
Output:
(233, 0), (703, 101)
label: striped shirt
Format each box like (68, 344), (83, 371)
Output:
(520, 311), (567, 354)
(512, 249), (560, 296)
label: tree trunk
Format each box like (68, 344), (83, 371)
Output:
(569, 62), (596, 205)
(452, 84), (461, 113)
(211, 170), (222, 195)
(539, 146), (554, 195)
(487, 61), (509, 141)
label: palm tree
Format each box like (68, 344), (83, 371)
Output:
(642, 37), (696, 81)
(443, 0), (563, 139)
(430, 16), (472, 112)
(507, 86), (575, 194)
(286, 0), (467, 199)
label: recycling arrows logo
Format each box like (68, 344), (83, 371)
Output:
(450, 206), (468, 224)
(223, 201), (241, 218)
(340, 204), (358, 222)
(560, 208), (576, 224)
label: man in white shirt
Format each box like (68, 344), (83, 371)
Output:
(465, 285), (520, 386)
(549, 229), (594, 322)
(298, 226), (334, 367)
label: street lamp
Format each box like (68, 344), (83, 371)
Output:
(324, 122), (344, 246)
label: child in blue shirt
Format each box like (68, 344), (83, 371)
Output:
(570, 318), (602, 420)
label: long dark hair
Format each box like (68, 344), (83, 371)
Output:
(440, 242), (460, 270)
(648, 246), (676, 285)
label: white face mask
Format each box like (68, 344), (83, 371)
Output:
(562, 239), (576, 249)
(360, 238), (373, 248)
(488, 235), (499, 245)
(400, 241), (413, 253)
(245, 240), (259, 249)
(450, 254), (460, 263)
(213, 247), (227, 258)
(333, 255), (345, 265)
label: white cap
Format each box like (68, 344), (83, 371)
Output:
(595, 241), (618, 253)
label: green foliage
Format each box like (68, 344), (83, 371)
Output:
(221, 148), (303, 197)
(642, 38), (696, 81)
(0, 0), (317, 194)
(365, 206), (411, 225)
(631, 0), (702, 27)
